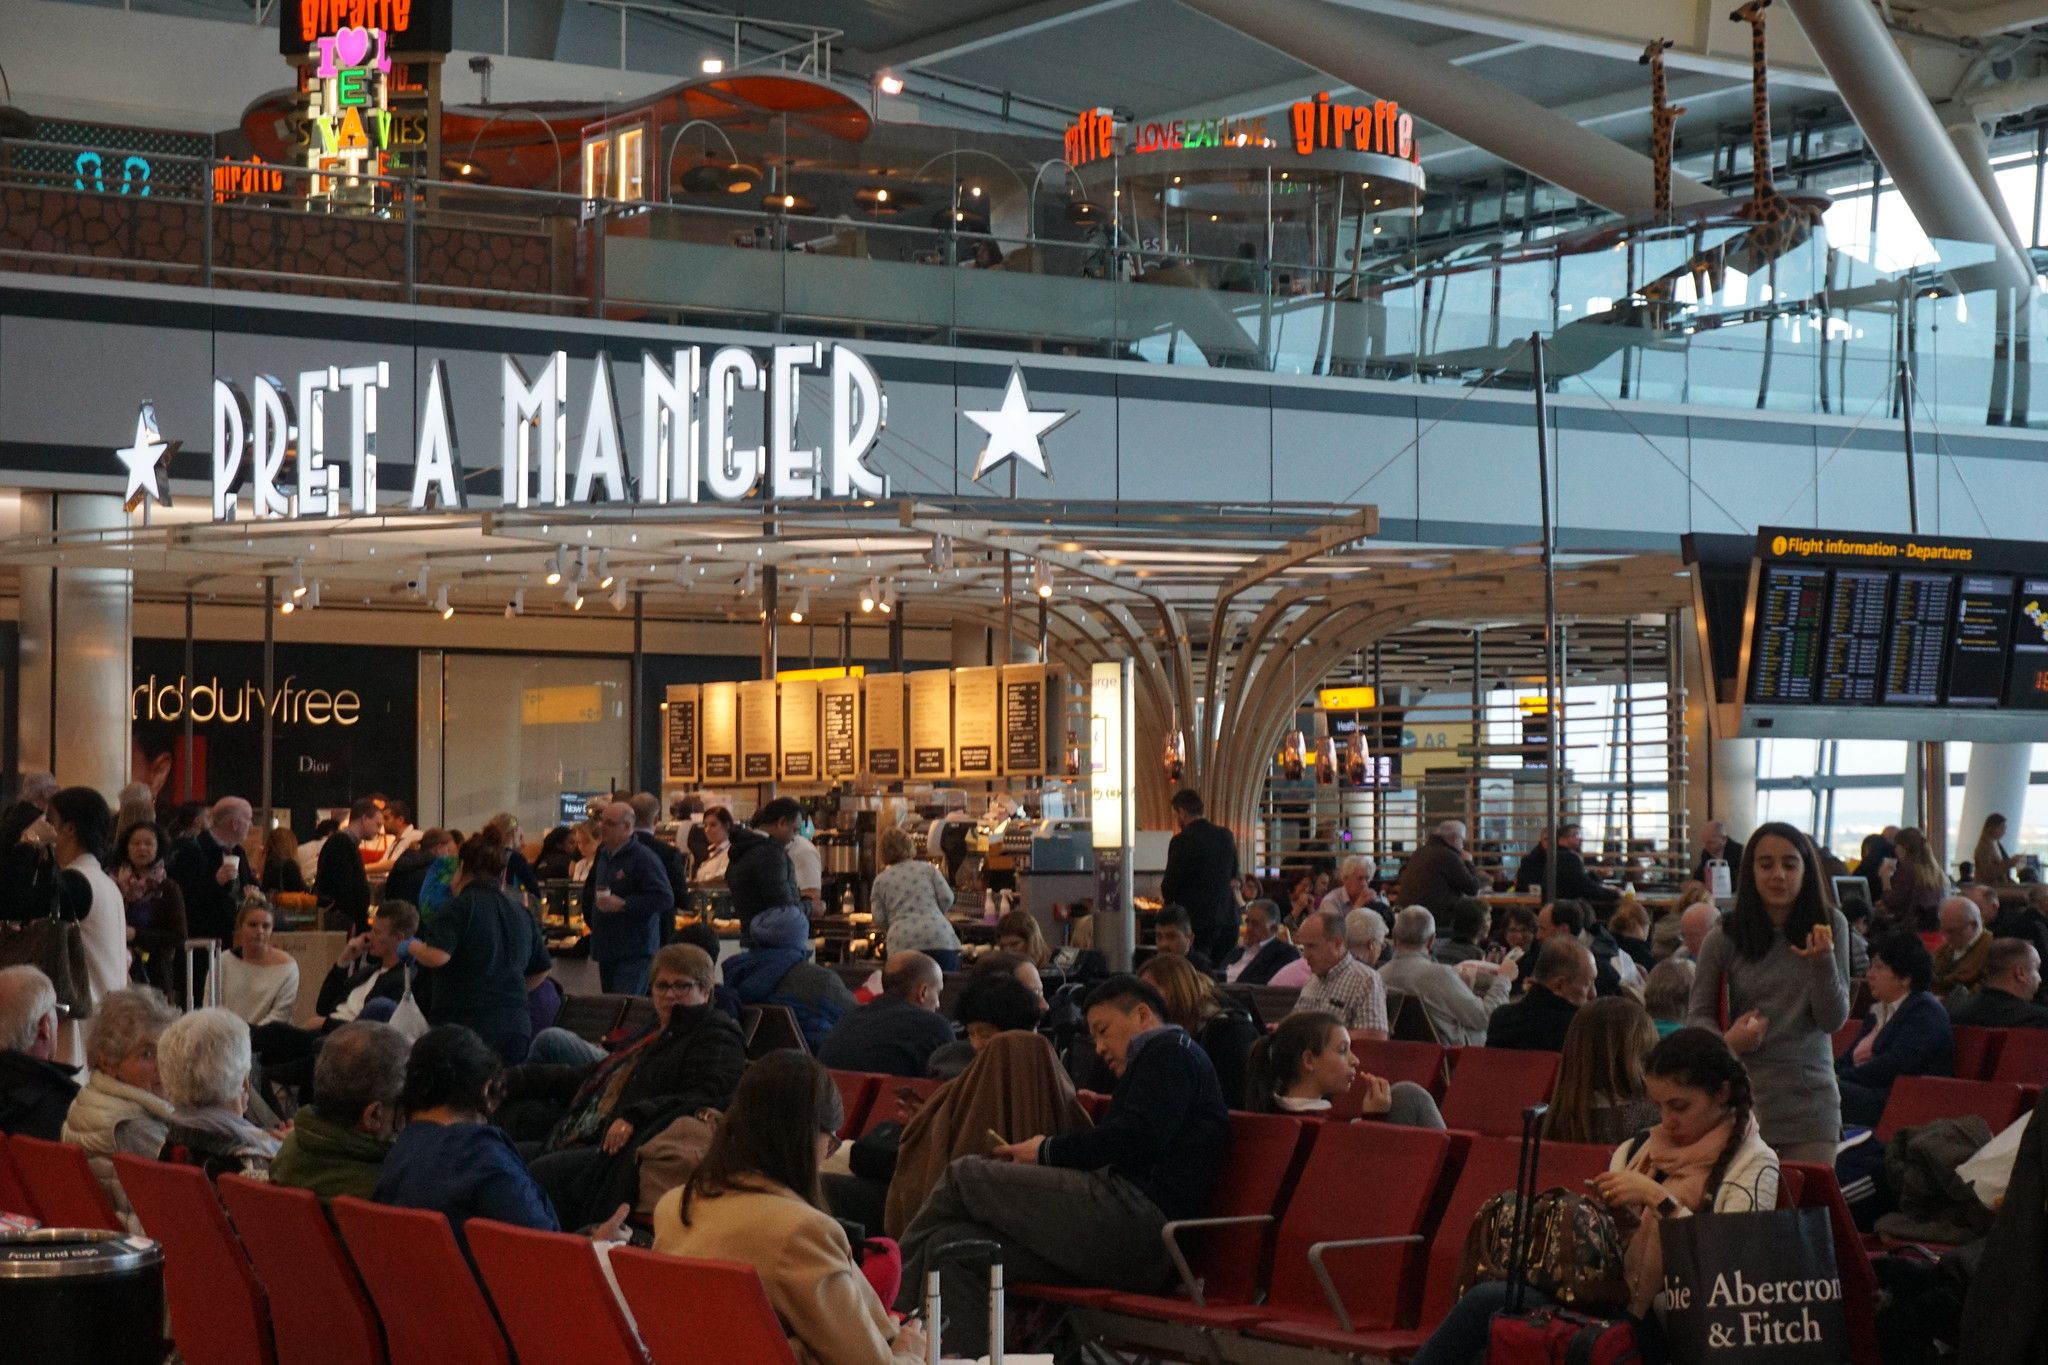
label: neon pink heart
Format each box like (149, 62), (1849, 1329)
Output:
(334, 27), (371, 69)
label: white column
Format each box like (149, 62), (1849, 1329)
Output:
(1958, 742), (2032, 868)
(1709, 738), (1759, 844)
(16, 494), (133, 797)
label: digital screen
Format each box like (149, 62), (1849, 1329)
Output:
(1881, 573), (1953, 705)
(1949, 575), (2014, 706)
(1819, 569), (1889, 704)
(2005, 579), (2048, 709)
(1748, 565), (1827, 703)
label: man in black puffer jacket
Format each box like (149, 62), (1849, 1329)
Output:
(725, 815), (800, 942)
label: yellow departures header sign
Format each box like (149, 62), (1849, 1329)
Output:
(1767, 532), (1973, 564)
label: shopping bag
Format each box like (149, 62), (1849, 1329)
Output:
(1656, 1209), (1848, 1365)
(386, 967), (430, 1041)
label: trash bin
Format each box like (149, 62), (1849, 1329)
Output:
(0, 1227), (165, 1365)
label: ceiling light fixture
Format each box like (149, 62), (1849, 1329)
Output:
(610, 579), (629, 612)
(278, 597), (295, 615)
(741, 562), (760, 596)
(1032, 558), (1054, 599)
(545, 546), (566, 585)
(306, 580), (321, 610)
(433, 586), (454, 619)
(413, 563), (430, 597)
(790, 586), (810, 623)
(701, 57), (725, 74)
(860, 579), (878, 613)
(597, 548), (614, 589)
(877, 72), (904, 95)
(879, 580), (895, 614)
(563, 581), (583, 609)
(290, 559), (307, 599)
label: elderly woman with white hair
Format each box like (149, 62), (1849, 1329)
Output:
(130, 1006), (279, 1181)
(62, 986), (180, 1225)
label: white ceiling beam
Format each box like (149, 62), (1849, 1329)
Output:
(1916, 0), (2048, 38)
(860, 0), (1141, 71)
(1420, 72), (1748, 163)
(1322, 0), (1839, 92)
(1148, 34), (1535, 123)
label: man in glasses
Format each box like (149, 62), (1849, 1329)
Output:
(583, 801), (674, 997)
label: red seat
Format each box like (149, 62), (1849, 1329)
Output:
(1333, 1132), (1614, 1358)
(1076, 1090), (1112, 1122)
(1034, 1112), (1308, 1323)
(1784, 1162), (1881, 1365)
(1874, 1076), (2029, 1143)
(111, 1154), (275, 1365)
(328, 1197), (509, 1365)
(0, 1136), (41, 1220)
(608, 1246), (799, 1365)
(468, 1219), (648, 1365)
(825, 1071), (882, 1140)
(1832, 1020), (1863, 1059)
(1334, 1040), (1446, 1119)
(1992, 1028), (2048, 1084)
(218, 1175), (385, 1365)
(857, 1076), (942, 1137)
(1951, 1026), (2006, 1081)
(11, 1134), (121, 1231)
(1438, 1049), (1562, 1136)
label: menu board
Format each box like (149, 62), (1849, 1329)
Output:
(864, 673), (906, 777)
(1818, 569), (1888, 704)
(738, 680), (777, 780)
(1748, 565), (1826, 703)
(662, 684), (699, 784)
(701, 682), (738, 780)
(778, 678), (819, 781)
(2007, 579), (2048, 709)
(1882, 573), (1954, 706)
(821, 678), (861, 780)
(953, 667), (1001, 777)
(1949, 575), (2015, 706)
(908, 669), (953, 777)
(1001, 664), (1047, 776)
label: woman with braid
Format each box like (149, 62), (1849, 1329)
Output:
(1410, 1028), (1779, 1364)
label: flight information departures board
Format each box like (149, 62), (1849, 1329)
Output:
(1688, 527), (2048, 741)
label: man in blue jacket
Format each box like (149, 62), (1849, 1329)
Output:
(895, 974), (1229, 1358)
(582, 802), (672, 995)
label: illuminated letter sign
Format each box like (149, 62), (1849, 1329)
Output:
(1290, 90), (1418, 162)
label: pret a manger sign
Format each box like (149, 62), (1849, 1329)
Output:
(205, 342), (889, 523)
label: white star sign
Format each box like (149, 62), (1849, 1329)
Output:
(966, 366), (1072, 483)
(116, 403), (181, 512)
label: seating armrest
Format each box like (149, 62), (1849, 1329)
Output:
(1305, 1234), (1425, 1333)
(1159, 1215), (1274, 1307)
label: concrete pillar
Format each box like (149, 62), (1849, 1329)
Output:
(16, 494), (133, 797)
(1708, 738), (1759, 844)
(1958, 742), (2031, 872)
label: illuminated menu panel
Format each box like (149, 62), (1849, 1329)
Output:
(1880, 573), (1953, 706)
(1948, 575), (2014, 707)
(2005, 579), (2048, 709)
(1819, 570), (1889, 704)
(1749, 565), (1827, 703)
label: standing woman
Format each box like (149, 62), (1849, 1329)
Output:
(1686, 821), (1850, 1164)
(49, 788), (131, 1068)
(1880, 827), (1944, 933)
(408, 834), (554, 1063)
(1972, 813), (2015, 887)
(113, 823), (188, 997)
(258, 827), (306, 897)
(867, 827), (961, 970)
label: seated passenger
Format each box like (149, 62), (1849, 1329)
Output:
(523, 945), (746, 1228)
(1380, 907), (1513, 1047)
(1242, 1010), (1443, 1128)
(1935, 896), (1994, 996)
(883, 1029), (1091, 1237)
(1544, 997), (1661, 1146)
(994, 910), (1052, 969)
(1484, 937), (1594, 1052)
(1223, 900), (1300, 985)
(654, 1053), (927, 1364)
(1288, 908), (1388, 1037)
(62, 985), (179, 1225)
(818, 951), (957, 1078)
(1139, 952), (1257, 1109)
(1642, 957), (1697, 1037)
(373, 1025), (560, 1246)
(145, 1006), (279, 1182)
(1836, 931), (1953, 1127)
(217, 900), (300, 1029)
(312, 901), (429, 1031)
(270, 1020), (409, 1201)
(723, 906), (857, 1052)
(1148, 905), (1212, 974)
(894, 975), (1228, 1358)
(1409, 1029), (1778, 1365)
(925, 965), (1044, 1081)
(1948, 940), (2048, 1028)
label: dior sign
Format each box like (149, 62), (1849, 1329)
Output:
(197, 343), (888, 522)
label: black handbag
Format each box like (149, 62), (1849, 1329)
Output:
(1658, 1208), (1850, 1364)
(0, 842), (94, 1017)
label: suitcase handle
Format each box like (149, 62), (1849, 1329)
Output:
(1505, 1102), (1549, 1314)
(929, 1238), (1005, 1363)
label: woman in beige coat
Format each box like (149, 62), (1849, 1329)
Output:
(653, 1053), (927, 1365)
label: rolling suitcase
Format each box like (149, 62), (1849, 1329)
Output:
(1488, 1103), (1640, 1365)
(922, 1237), (1005, 1365)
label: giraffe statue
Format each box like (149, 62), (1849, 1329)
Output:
(1639, 38), (1684, 218)
(1727, 0), (1822, 258)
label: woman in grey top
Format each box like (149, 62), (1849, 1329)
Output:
(869, 826), (962, 970)
(1686, 822), (1850, 1164)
